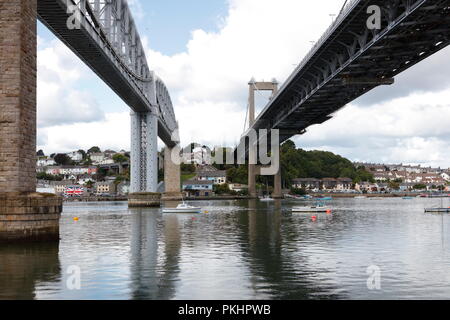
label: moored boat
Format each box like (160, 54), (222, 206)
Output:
(424, 208), (450, 213)
(292, 204), (331, 213)
(162, 202), (202, 214)
(315, 196), (332, 201)
(260, 196), (274, 202)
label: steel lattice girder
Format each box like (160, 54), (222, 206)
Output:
(37, 0), (178, 147)
(249, 0), (450, 143)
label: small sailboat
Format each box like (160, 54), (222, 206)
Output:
(425, 190), (449, 213)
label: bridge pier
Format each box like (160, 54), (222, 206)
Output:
(161, 146), (182, 201)
(247, 79), (282, 199)
(0, 0), (62, 242)
(128, 111), (161, 207)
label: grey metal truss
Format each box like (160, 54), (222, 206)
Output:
(248, 0), (450, 144)
(37, 0), (178, 147)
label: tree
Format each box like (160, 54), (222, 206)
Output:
(85, 180), (95, 189)
(88, 146), (101, 154)
(181, 163), (196, 173)
(37, 172), (63, 181)
(214, 184), (231, 195)
(78, 149), (87, 160)
(36, 150), (45, 157)
(388, 181), (400, 190)
(113, 153), (128, 163)
(290, 187), (307, 196)
(53, 153), (72, 165)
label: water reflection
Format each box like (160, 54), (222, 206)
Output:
(1, 198), (450, 299)
(129, 208), (181, 299)
(241, 199), (341, 299)
(0, 243), (60, 300)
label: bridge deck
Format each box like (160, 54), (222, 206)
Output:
(37, 0), (176, 146)
(251, 0), (450, 143)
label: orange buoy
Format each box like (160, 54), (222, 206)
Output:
(73, 217), (79, 221)
(326, 209), (332, 214)
(311, 216), (317, 222)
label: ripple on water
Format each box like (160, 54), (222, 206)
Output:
(2, 198), (450, 299)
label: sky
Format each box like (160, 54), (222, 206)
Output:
(36, 0), (450, 168)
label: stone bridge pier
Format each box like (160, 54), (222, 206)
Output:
(0, 0), (62, 242)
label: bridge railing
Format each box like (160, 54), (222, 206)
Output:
(277, 0), (362, 97)
(67, 0), (178, 132)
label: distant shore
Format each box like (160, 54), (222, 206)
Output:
(62, 192), (449, 203)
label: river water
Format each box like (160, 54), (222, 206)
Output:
(1, 198), (450, 300)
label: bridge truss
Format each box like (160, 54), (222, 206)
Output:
(37, 0), (179, 192)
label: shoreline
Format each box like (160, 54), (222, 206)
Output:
(62, 193), (449, 202)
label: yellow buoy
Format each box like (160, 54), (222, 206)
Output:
(73, 217), (79, 221)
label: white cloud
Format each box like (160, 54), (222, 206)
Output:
(296, 89), (450, 167)
(37, 0), (450, 167)
(143, 0), (450, 167)
(37, 112), (130, 154)
(37, 39), (105, 128)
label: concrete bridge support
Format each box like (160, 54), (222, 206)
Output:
(0, 0), (62, 242)
(247, 79), (282, 199)
(162, 146), (182, 201)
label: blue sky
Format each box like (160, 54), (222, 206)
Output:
(136, 0), (227, 55)
(37, 0), (228, 115)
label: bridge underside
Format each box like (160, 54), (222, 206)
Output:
(36, 0), (181, 198)
(251, 0), (450, 143)
(37, 0), (175, 146)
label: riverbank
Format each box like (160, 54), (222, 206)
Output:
(63, 196), (128, 202)
(62, 192), (448, 203)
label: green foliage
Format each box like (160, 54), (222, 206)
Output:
(88, 146), (101, 154)
(78, 149), (87, 161)
(181, 163), (196, 173)
(280, 140), (374, 184)
(113, 153), (128, 163)
(36, 149), (45, 157)
(181, 173), (196, 183)
(389, 181), (400, 190)
(53, 153), (72, 165)
(413, 184), (427, 190)
(213, 183), (231, 195)
(290, 187), (307, 196)
(37, 172), (63, 181)
(226, 166), (248, 184)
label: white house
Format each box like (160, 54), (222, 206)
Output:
(37, 157), (56, 167)
(67, 151), (83, 162)
(197, 170), (227, 185)
(90, 152), (105, 164)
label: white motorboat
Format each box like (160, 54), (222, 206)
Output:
(354, 196), (367, 199)
(162, 202), (202, 214)
(260, 196), (274, 202)
(292, 205), (331, 213)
